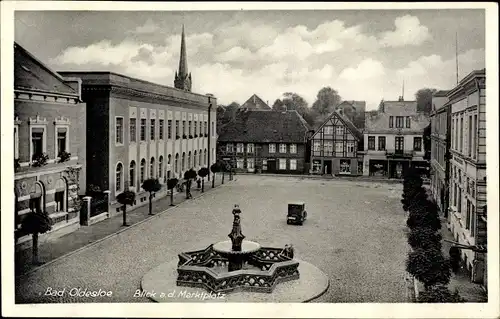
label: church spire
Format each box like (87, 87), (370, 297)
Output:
(174, 24), (192, 91)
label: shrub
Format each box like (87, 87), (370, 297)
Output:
(166, 178), (179, 206)
(449, 246), (461, 274)
(20, 210), (52, 264)
(116, 190), (136, 226)
(402, 185), (426, 211)
(407, 227), (442, 250)
(406, 247), (451, 289)
(32, 153), (49, 167)
(417, 284), (465, 303)
(141, 178), (162, 215)
(58, 151), (71, 163)
(407, 201), (441, 231)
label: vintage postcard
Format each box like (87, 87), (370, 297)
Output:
(1, 1), (498, 318)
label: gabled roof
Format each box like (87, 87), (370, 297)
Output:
(311, 110), (363, 141)
(218, 110), (309, 143)
(241, 94), (272, 110)
(14, 42), (78, 96)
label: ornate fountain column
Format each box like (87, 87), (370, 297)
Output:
(227, 204), (245, 271)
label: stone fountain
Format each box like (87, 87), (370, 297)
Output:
(141, 204), (329, 302)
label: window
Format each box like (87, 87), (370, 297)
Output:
(247, 143), (254, 154)
(174, 154), (179, 173)
(405, 116), (411, 128)
(269, 143), (276, 153)
(150, 119), (156, 140)
(468, 115), (472, 157)
(181, 153), (185, 171)
(188, 151), (192, 168)
(279, 158), (287, 170)
(129, 161), (136, 187)
(175, 120), (179, 137)
(413, 137), (422, 151)
(199, 150), (202, 166)
(194, 121), (197, 136)
(199, 121), (202, 136)
(236, 143), (244, 153)
(324, 126), (333, 135)
(290, 144), (297, 154)
(347, 141), (356, 153)
(470, 204), (476, 236)
(335, 142), (343, 153)
(389, 116), (394, 128)
(140, 119), (146, 141)
(188, 121), (192, 136)
(150, 157), (155, 178)
(212, 122), (215, 137)
(247, 158), (254, 169)
(116, 163), (123, 192)
(313, 140), (321, 152)
(279, 143), (287, 153)
(116, 117), (124, 144)
(226, 144), (233, 153)
(194, 151), (197, 167)
(159, 119), (164, 140)
(128, 118), (136, 142)
(395, 116), (404, 128)
(159, 156), (163, 179)
(140, 159), (146, 183)
(204, 149), (207, 165)
(31, 129), (44, 158)
(54, 179), (66, 212)
(395, 136), (404, 151)
(57, 128), (67, 155)
(460, 117), (463, 152)
(339, 159), (351, 174)
(324, 141), (333, 154)
(473, 114), (477, 158)
(167, 120), (172, 139)
(368, 136), (375, 150)
(378, 136), (386, 151)
(455, 118), (459, 150)
(182, 121), (186, 135)
(289, 159), (297, 170)
(466, 200), (471, 229)
(236, 158), (244, 168)
(335, 126), (344, 136)
(205, 121), (208, 134)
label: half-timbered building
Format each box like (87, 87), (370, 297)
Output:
(309, 110), (364, 176)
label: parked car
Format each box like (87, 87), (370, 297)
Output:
(286, 202), (307, 225)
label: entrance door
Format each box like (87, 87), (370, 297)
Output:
(323, 160), (332, 175)
(267, 159), (276, 173)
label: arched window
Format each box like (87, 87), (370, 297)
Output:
(54, 178), (67, 212)
(188, 151), (192, 169)
(199, 149), (202, 168)
(175, 153), (179, 174)
(29, 182), (45, 213)
(140, 158), (146, 183)
(204, 149), (207, 166)
(194, 150), (197, 167)
(159, 156), (163, 180)
(129, 161), (136, 187)
(168, 154), (171, 165)
(116, 162), (123, 192)
(182, 152), (186, 171)
(150, 157), (155, 178)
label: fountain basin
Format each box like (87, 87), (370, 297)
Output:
(213, 240), (261, 256)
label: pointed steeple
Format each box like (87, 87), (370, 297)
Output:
(174, 24), (192, 91)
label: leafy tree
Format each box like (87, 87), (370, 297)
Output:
(20, 210), (52, 264)
(423, 123), (432, 161)
(166, 178), (178, 206)
(272, 99), (286, 112)
(408, 227), (443, 251)
(415, 88), (438, 114)
(406, 201), (442, 232)
(282, 92), (309, 116)
(116, 190), (136, 226)
(184, 169), (197, 199)
(223, 102), (240, 123)
(417, 284), (465, 303)
(141, 178), (162, 215)
(311, 87), (342, 116)
(198, 167), (210, 192)
(406, 247), (451, 289)
(210, 162), (221, 188)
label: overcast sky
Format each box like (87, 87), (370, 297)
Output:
(15, 9), (485, 110)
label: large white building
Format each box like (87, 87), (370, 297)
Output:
(362, 97), (429, 178)
(447, 69), (487, 286)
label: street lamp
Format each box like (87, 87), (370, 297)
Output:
(206, 93), (214, 181)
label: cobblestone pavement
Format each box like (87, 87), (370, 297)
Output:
(15, 175), (408, 303)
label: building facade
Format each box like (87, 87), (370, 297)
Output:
(217, 109), (310, 174)
(430, 90), (451, 217)
(362, 97), (430, 178)
(447, 69), (487, 285)
(310, 110), (364, 175)
(58, 28), (217, 214)
(14, 42), (87, 245)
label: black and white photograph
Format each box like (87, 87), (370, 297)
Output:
(1, 1), (498, 318)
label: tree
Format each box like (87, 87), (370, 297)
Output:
(210, 162), (221, 188)
(141, 178), (162, 215)
(198, 167), (210, 192)
(166, 178), (178, 206)
(311, 87), (342, 116)
(20, 210), (52, 264)
(408, 227), (443, 251)
(116, 190), (136, 227)
(272, 99), (286, 112)
(223, 102), (240, 123)
(282, 92), (309, 117)
(417, 284), (465, 303)
(415, 88), (438, 114)
(423, 123), (432, 161)
(184, 169), (197, 199)
(406, 201), (442, 232)
(406, 247), (451, 289)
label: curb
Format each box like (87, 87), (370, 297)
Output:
(18, 181), (230, 278)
